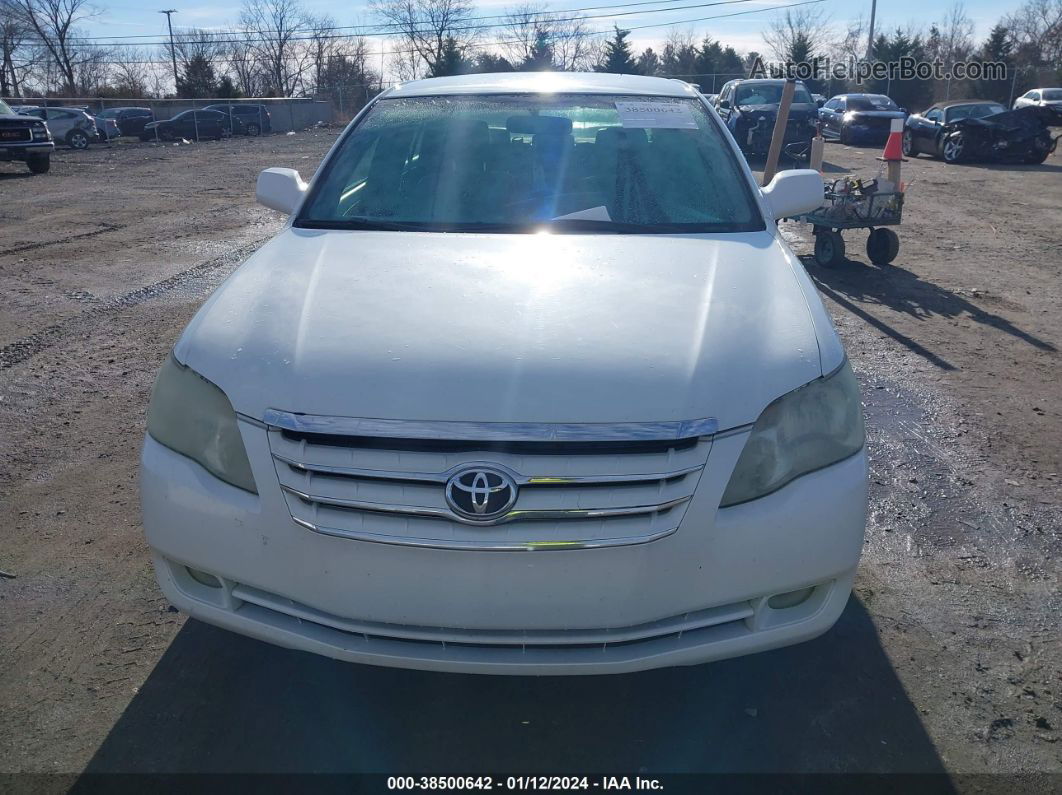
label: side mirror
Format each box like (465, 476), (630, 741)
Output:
(718, 99), (731, 110)
(256, 167), (307, 215)
(761, 169), (824, 220)
(816, 98), (826, 108)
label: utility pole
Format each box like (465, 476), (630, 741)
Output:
(866, 0), (877, 60)
(159, 10), (179, 94)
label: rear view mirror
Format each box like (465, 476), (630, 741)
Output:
(256, 167), (307, 215)
(761, 169), (824, 219)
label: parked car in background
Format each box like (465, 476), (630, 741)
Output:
(1013, 88), (1062, 111)
(141, 72), (866, 676)
(715, 78), (819, 157)
(819, 94), (906, 144)
(97, 106), (155, 136)
(141, 109), (239, 141)
(904, 100), (1058, 164)
(0, 97), (53, 173)
(94, 115), (122, 143)
(16, 106), (99, 150)
(202, 103), (272, 136)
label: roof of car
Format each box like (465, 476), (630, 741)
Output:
(730, 79), (807, 85)
(931, 99), (1004, 108)
(386, 72), (700, 98)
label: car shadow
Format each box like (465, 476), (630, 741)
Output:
(0, 170), (35, 181)
(806, 256), (1056, 367)
(74, 598), (952, 784)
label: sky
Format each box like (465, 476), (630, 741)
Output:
(81, 0), (1030, 79)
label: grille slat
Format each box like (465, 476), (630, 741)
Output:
(267, 416), (713, 550)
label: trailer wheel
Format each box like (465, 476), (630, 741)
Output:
(867, 228), (900, 265)
(814, 230), (846, 267)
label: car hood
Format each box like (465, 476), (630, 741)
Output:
(174, 229), (832, 430)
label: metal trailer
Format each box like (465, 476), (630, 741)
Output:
(798, 185), (905, 268)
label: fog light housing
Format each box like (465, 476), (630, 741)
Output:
(768, 587), (814, 609)
(186, 567), (222, 588)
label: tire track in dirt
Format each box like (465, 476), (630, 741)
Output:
(0, 223), (126, 258)
(0, 238), (267, 370)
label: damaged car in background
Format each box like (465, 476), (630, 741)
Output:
(715, 78), (819, 158)
(903, 100), (1060, 164)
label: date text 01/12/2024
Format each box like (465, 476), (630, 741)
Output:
(386, 776), (664, 791)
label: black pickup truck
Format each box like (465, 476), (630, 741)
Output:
(0, 98), (54, 174)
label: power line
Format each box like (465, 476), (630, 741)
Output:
(75, 0), (788, 48)
(79, 0), (697, 41)
(55, 0), (825, 66)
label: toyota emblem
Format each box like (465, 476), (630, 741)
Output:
(445, 466), (518, 522)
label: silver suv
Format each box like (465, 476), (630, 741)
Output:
(17, 106), (98, 150)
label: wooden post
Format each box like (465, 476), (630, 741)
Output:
(809, 123), (825, 173)
(761, 78), (796, 186)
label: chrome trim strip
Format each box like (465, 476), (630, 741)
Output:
(263, 410), (718, 441)
(281, 484), (690, 526)
(272, 452), (703, 486)
(291, 516), (678, 551)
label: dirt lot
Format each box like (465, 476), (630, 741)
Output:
(0, 131), (1060, 788)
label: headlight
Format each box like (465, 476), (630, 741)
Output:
(720, 361), (864, 507)
(146, 354), (257, 493)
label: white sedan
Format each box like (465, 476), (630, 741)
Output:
(1014, 87), (1062, 111)
(140, 72), (867, 675)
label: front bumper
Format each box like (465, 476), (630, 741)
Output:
(0, 141), (53, 161)
(141, 423), (867, 675)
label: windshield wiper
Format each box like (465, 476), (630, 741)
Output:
(295, 218), (432, 232)
(544, 218), (656, 233)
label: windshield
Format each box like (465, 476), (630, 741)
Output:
(735, 84), (814, 106)
(948, 103), (1005, 121)
(297, 94), (763, 234)
(0, 99), (12, 115)
(1043, 89), (1062, 101)
(847, 95), (898, 111)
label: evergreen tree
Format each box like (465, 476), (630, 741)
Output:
(176, 54), (219, 98)
(636, 47), (660, 76)
(976, 24), (1014, 104)
(215, 75), (241, 99)
(472, 53), (515, 73)
(596, 27), (637, 74)
(431, 37), (473, 77)
(520, 29), (555, 71)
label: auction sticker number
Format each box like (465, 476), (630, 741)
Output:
(615, 101), (697, 129)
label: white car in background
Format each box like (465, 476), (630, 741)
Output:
(140, 72), (867, 675)
(1013, 87), (1062, 110)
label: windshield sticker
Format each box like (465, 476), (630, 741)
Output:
(615, 101), (697, 129)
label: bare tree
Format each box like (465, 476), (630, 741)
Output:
(224, 31), (266, 96)
(109, 47), (152, 96)
(762, 6), (831, 63)
(497, 5), (595, 71)
(938, 2), (975, 61)
(1005, 0), (1062, 66)
(1, 0), (31, 96)
(371, 0), (478, 78)
(171, 27), (228, 73)
(239, 0), (313, 96)
(8, 0), (97, 93)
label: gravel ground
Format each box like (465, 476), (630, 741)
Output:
(0, 130), (1059, 789)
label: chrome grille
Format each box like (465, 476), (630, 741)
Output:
(265, 412), (715, 551)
